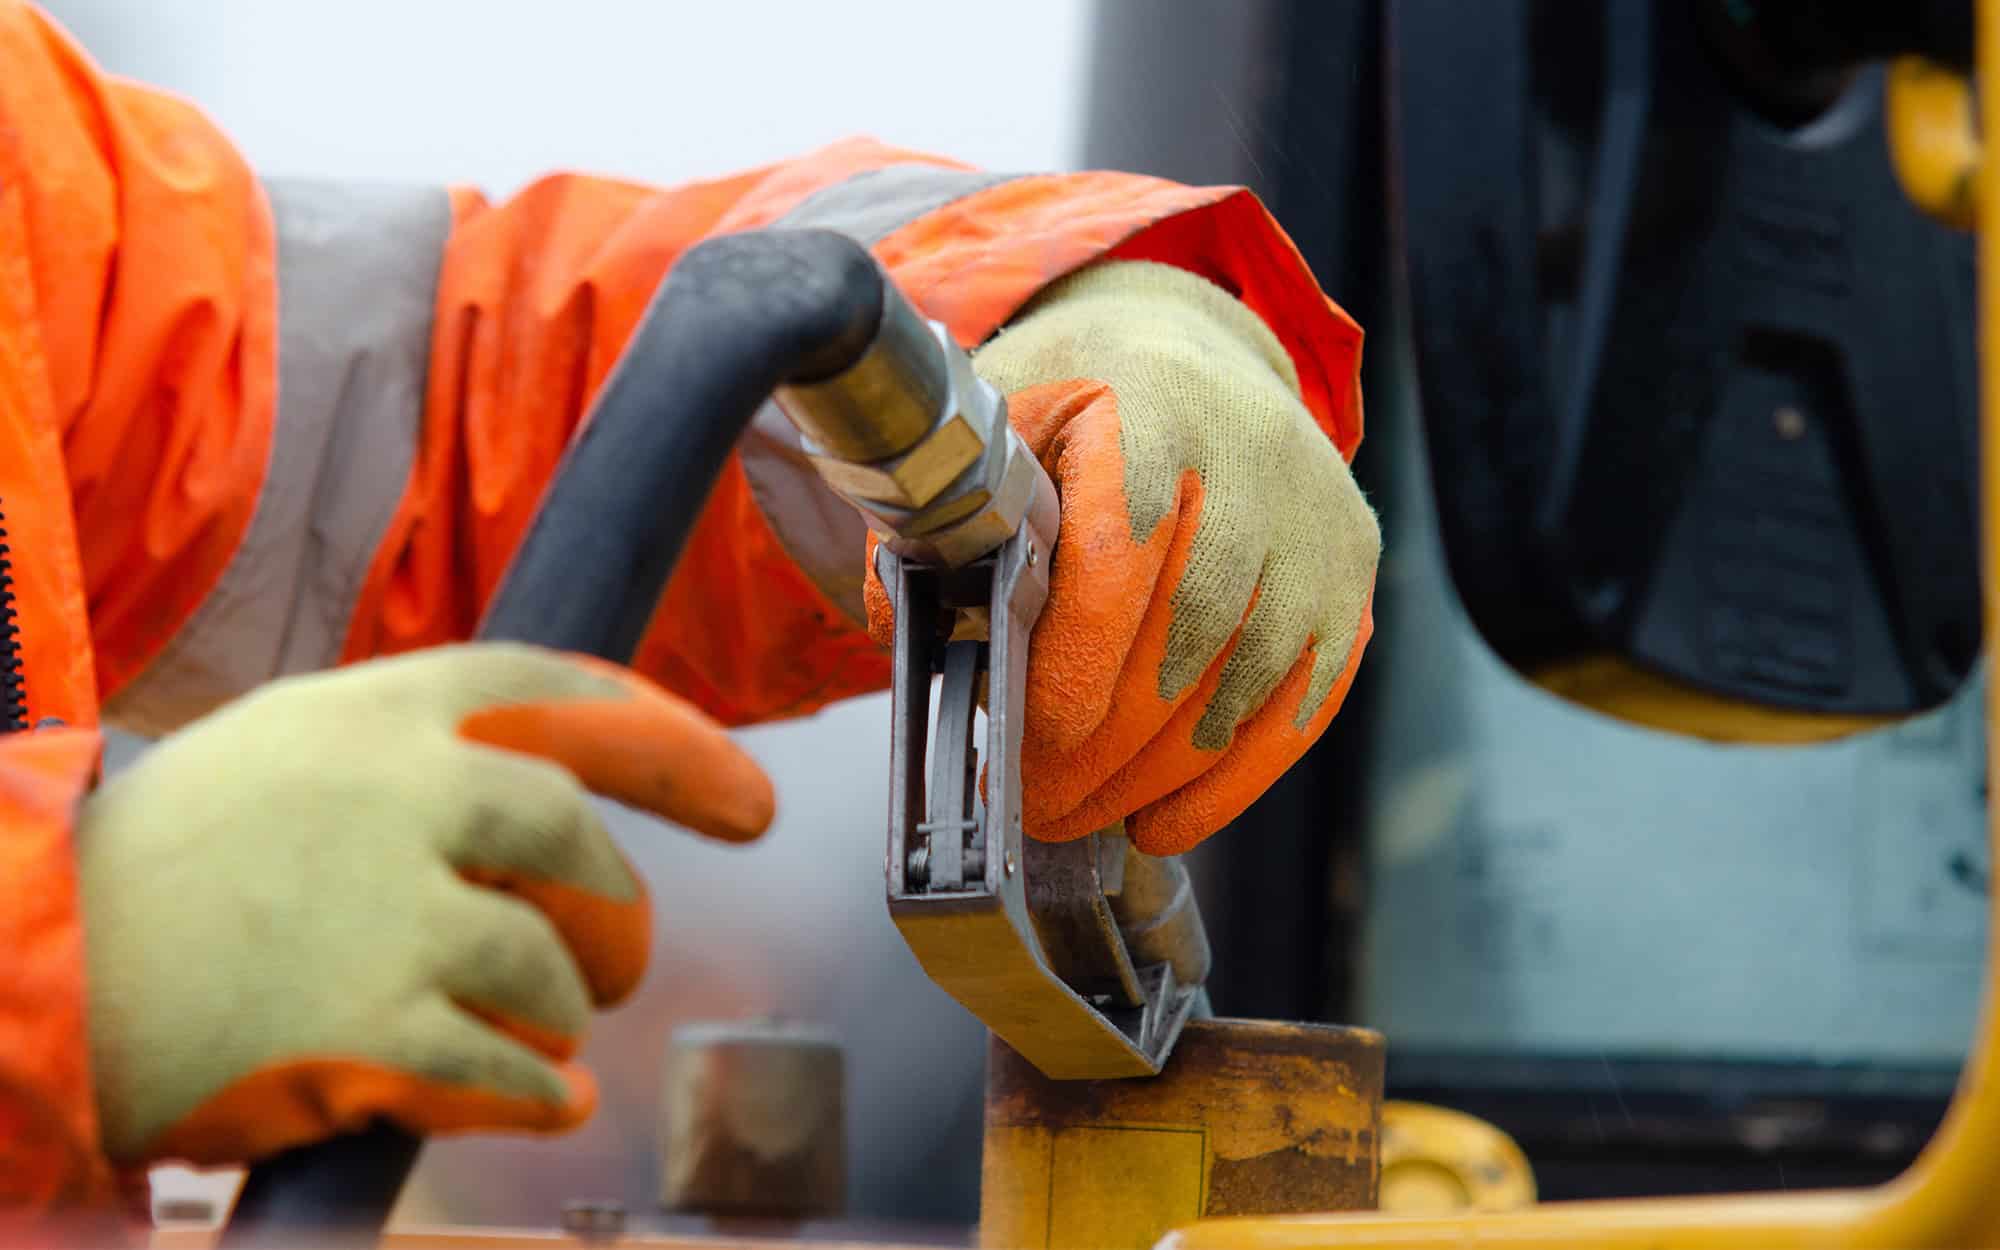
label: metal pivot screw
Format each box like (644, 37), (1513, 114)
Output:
(1774, 405), (1807, 440)
(152, 1199), (216, 1226)
(1026, 544), (1037, 567)
(1005, 850), (1018, 877)
(561, 1200), (626, 1244)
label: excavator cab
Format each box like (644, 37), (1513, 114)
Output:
(1372, 0), (1984, 1199)
(1086, 0), (1997, 1224)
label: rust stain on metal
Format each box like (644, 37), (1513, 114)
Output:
(980, 1017), (1385, 1248)
(1207, 1143), (1378, 1216)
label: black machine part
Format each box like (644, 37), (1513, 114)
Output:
(220, 1123), (422, 1247)
(1693, 0), (1973, 126)
(219, 229), (891, 1248)
(1391, 0), (1980, 716)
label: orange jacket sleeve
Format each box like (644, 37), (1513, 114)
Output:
(326, 154), (1362, 727)
(28, 45), (1360, 735)
(0, 0), (264, 1224)
(0, 728), (113, 1223)
(6, 7), (1364, 739)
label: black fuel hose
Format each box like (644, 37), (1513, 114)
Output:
(483, 228), (886, 653)
(220, 228), (888, 1248)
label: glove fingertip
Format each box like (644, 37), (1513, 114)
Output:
(1125, 807), (1210, 858)
(458, 695), (774, 844)
(861, 535), (895, 649)
(490, 872), (654, 1007)
(545, 1063), (599, 1130)
(1021, 811), (1102, 845)
(672, 738), (776, 844)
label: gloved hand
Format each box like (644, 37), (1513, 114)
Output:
(868, 260), (1379, 856)
(77, 643), (773, 1167)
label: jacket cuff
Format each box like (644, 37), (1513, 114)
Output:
(0, 728), (115, 1212)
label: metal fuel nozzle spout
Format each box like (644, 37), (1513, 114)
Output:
(771, 242), (1209, 1080)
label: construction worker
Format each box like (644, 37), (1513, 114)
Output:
(0, 0), (1379, 1236)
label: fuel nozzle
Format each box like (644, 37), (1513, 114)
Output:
(773, 269), (1056, 569)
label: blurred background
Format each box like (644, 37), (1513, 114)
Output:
(41, 0), (1993, 1239)
(40, 0), (1093, 194)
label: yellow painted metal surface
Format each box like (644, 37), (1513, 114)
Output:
(1377, 1102), (1534, 1215)
(893, 900), (1159, 1080)
(1159, 6), (2000, 1247)
(981, 1020), (1384, 1250)
(1889, 56), (1982, 231)
(980, 1119), (1210, 1250)
(1530, 653), (1894, 743)
(152, 1228), (935, 1250)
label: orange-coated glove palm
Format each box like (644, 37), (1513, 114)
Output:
(867, 261), (1379, 855)
(76, 643), (773, 1167)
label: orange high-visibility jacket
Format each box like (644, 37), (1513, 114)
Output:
(0, 0), (1362, 1210)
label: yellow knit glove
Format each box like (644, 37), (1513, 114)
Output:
(868, 260), (1379, 854)
(78, 644), (772, 1166)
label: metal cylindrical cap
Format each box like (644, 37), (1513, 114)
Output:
(980, 1018), (1386, 1249)
(660, 1019), (846, 1217)
(774, 280), (945, 463)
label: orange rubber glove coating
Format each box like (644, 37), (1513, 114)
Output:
(1006, 381), (1373, 854)
(865, 379), (1377, 855)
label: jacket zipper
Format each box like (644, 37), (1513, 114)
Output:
(0, 498), (29, 732)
